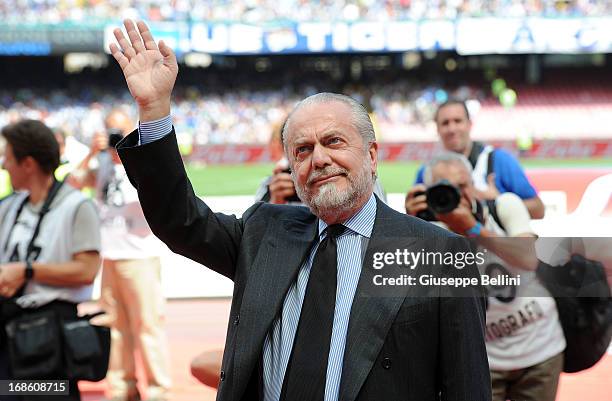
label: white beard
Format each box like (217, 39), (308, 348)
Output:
(294, 158), (373, 221)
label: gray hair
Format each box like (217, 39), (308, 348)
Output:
(282, 92), (376, 153)
(423, 152), (473, 185)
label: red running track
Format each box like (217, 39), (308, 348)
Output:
(81, 299), (611, 401)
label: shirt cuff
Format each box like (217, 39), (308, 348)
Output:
(138, 115), (173, 145)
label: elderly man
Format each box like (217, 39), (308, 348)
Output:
(110, 20), (491, 401)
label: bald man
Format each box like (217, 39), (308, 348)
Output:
(72, 110), (171, 401)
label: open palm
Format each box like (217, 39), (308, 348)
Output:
(110, 20), (178, 112)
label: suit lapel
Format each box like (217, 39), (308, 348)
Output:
(339, 201), (420, 401)
(233, 211), (318, 399)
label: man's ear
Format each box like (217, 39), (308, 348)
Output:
(368, 142), (378, 175)
(21, 156), (38, 172)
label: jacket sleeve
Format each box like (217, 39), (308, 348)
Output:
(117, 129), (261, 280)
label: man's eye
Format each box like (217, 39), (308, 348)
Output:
(328, 137), (341, 145)
(296, 146), (310, 154)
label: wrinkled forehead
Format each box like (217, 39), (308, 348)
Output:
(284, 101), (355, 145)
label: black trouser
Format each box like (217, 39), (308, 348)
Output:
(0, 300), (81, 401)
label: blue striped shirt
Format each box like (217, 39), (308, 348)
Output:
(263, 195), (376, 401)
(138, 115), (173, 145)
(139, 117), (377, 401)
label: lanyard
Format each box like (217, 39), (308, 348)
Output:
(468, 141), (485, 169)
(2, 179), (64, 262)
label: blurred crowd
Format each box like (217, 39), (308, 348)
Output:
(2, 0), (611, 24)
(0, 83), (482, 145)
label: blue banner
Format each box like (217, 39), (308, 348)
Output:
(4, 17), (612, 56)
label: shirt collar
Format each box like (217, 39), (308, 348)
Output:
(318, 193), (377, 240)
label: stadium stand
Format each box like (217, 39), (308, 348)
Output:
(1, 75), (610, 145)
(1, 0), (611, 23)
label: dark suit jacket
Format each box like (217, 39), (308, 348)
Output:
(117, 130), (492, 401)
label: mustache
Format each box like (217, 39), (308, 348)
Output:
(306, 167), (349, 186)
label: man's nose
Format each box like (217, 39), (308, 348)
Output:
(449, 121), (462, 131)
(311, 145), (332, 169)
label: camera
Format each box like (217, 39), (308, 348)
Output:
(107, 128), (124, 149)
(415, 180), (461, 221)
(281, 167), (301, 203)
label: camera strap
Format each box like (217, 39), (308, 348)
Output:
(2, 178), (64, 262)
(469, 141), (497, 177)
(486, 148), (496, 177)
(485, 199), (506, 232)
(467, 141), (485, 168)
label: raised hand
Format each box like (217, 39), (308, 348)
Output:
(109, 19), (178, 122)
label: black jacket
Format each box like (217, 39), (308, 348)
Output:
(117, 130), (491, 401)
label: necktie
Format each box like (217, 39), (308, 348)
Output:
(280, 224), (345, 401)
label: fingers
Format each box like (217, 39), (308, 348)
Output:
(113, 27), (136, 61)
(111, 19), (149, 64)
(109, 43), (129, 70)
(93, 134), (109, 152)
(124, 19), (146, 54)
(405, 199), (428, 215)
(407, 184), (427, 197)
(270, 174), (296, 204)
(411, 194), (427, 204)
(273, 188), (296, 198)
(269, 180), (295, 193)
(137, 20), (158, 51)
(271, 172), (293, 182)
(159, 40), (178, 70)
(270, 188), (297, 204)
(405, 187), (428, 215)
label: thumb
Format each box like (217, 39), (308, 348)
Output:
(159, 40), (178, 70)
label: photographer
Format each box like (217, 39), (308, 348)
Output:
(409, 99), (544, 219)
(69, 110), (171, 401)
(413, 152), (536, 238)
(0, 120), (101, 401)
(414, 152), (565, 401)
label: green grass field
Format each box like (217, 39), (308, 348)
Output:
(186, 157), (612, 196)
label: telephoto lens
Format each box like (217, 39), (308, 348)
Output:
(426, 180), (461, 214)
(107, 128), (124, 149)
